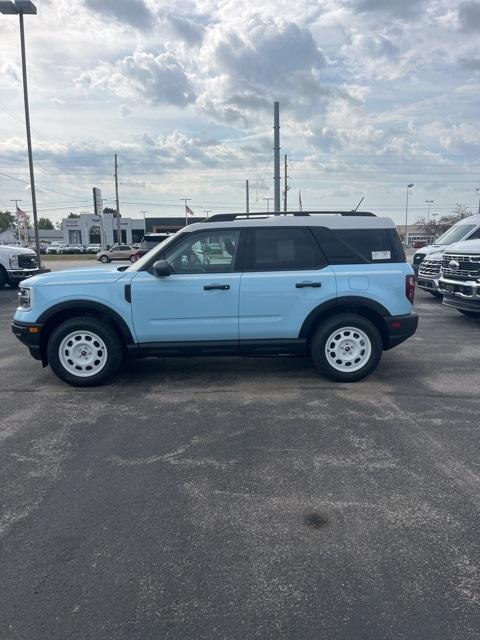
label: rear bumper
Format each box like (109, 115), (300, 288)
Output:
(12, 320), (44, 361)
(383, 313), (419, 350)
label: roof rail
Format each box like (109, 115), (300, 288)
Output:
(204, 211), (376, 223)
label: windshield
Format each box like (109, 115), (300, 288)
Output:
(127, 230), (186, 272)
(435, 224), (476, 245)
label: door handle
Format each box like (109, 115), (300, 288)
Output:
(295, 282), (322, 288)
(204, 284), (230, 290)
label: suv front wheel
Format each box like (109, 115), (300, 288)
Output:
(311, 313), (382, 382)
(47, 316), (124, 386)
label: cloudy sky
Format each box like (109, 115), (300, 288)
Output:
(1, 0), (480, 225)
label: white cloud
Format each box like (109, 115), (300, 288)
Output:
(77, 50), (196, 106)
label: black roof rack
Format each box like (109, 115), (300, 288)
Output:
(204, 210), (376, 223)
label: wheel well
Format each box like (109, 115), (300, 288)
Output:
(304, 303), (389, 350)
(39, 307), (130, 363)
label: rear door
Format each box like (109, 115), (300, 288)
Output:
(239, 227), (336, 340)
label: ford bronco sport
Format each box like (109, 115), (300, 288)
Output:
(12, 212), (418, 386)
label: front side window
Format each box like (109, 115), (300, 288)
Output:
(165, 230), (241, 273)
(245, 228), (321, 271)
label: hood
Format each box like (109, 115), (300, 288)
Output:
(0, 245), (36, 255)
(22, 266), (126, 287)
(413, 244), (446, 257)
(444, 239), (480, 255)
(423, 250), (444, 262)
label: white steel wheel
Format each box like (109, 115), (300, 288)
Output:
(324, 326), (372, 373)
(59, 330), (108, 378)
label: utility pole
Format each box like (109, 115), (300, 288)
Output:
(273, 101), (281, 214)
(283, 154), (288, 212)
(263, 197), (273, 212)
(114, 154), (121, 244)
(180, 198), (192, 226)
(139, 210), (148, 234)
(404, 183), (414, 248)
(202, 210), (211, 218)
(245, 180), (250, 213)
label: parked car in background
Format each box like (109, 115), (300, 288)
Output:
(130, 233), (171, 262)
(13, 211), (418, 386)
(412, 214), (480, 274)
(86, 244), (101, 254)
(417, 251), (444, 297)
(439, 240), (480, 316)
(46, 242), (65, 255)
(96, 244), (137, 263)
(61, 244), (85, 254)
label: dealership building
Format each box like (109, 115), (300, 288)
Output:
(62, 213), (205, 246)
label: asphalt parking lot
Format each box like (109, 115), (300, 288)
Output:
(1, 272), (479, 639)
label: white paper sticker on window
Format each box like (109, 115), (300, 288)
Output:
(372, 251), (391, 260)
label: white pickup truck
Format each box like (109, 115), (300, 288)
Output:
(0, 245), (41, 289)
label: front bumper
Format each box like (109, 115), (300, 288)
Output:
(383, 313), (419, 350)
(439, 277), (480, 312)
(417, 274), (440, 294)
(8, 268), (50, 284)
(12, 320), (44, 361)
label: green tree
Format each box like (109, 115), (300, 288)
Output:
(38, 217), (54, 230)
(67, 212), (80, 218)
(0, 210), (15, 230)
(103, 207), (119, 217)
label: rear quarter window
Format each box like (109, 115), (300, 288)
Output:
(312, 228), (405, 265)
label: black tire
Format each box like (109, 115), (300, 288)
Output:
(129, 255), (137, 263)
(311, 313), (383, 382)
(0, 267), (7, 289)
(458, 309), (480, 318)
(100, 255), (110, 263)
(429, 291), (442, 298)
(47, 316), (124, 387)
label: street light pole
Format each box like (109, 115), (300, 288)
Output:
(404, 183), (414, 248)
(425, 199), (434, 223)
(263, 197), (273, 212)
(0, 1), (41, 265)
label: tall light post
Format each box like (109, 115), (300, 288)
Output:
(263, 197), (273, 212)
(0, 1), (41, 266)
(139, 210), (148, 234)
(404, 183), (414, 248)
(425, 199), (434, 223)
(476, 188), (480, 215)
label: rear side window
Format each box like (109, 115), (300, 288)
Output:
(245, 228), (322, 271)
(312, 228), (405, 265)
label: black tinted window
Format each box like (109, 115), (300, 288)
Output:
(312, 228), (405, 264)
(246, 228), (321, 271)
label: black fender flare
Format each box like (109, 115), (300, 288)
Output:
(299, 296), (391, 340)
(37, 300), (135, 344)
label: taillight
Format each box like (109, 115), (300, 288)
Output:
(406, 274), (416, 304)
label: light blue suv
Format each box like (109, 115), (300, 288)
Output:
(12, 212), (418, 386)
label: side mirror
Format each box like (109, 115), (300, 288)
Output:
(152, 259), (172, 277)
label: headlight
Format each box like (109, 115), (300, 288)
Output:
(18, 287), (32, 310)
(9, 254), (19, 269)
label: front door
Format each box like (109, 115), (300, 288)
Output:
(239, 227), (336, 340)
(131, 229), (242, 343)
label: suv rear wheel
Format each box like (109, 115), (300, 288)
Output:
(47, 316), (124, 386)
(100, 255), (110, 263)
(311, 313), (382, 382)
(0, 267), (7, 289)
